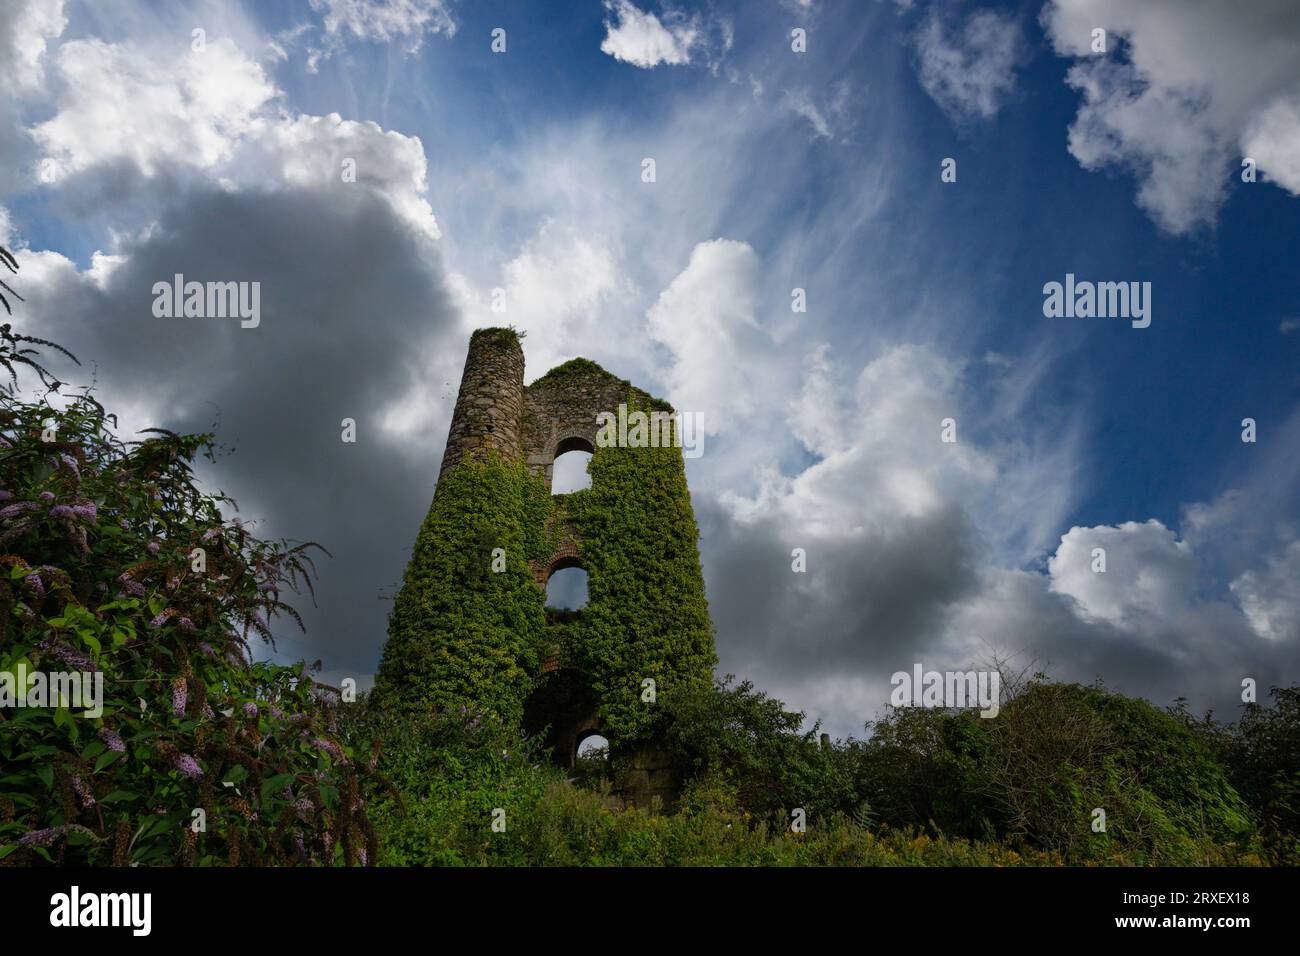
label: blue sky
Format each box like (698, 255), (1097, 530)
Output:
(2, 0), (1298, 738)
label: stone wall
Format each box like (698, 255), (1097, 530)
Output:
(521, 372), (668, 489)
(612, 748), (680, 811)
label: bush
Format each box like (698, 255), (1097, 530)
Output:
(0, 390), (372, 865)
(661, 675), (856, 826)
(1211, 686), (1300, 864)
(340, 692), (561, 866)
(854, 680), (1259, 864)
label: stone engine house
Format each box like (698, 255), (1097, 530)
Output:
(422, 327), (716, 806)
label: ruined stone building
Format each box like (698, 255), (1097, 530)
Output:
(375, 328), (716, 807)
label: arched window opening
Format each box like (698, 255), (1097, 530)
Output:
(577, 734), (609, 760)
(545, 565), (588, 610)
(551, 449), (592, 494)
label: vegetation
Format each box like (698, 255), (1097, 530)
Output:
(0, 247), (373, 866)
(377, 374), (713, 752)
(560, 395), (717, 745)
(338, 674), (1288, 866)
(373, 452), (556, 724)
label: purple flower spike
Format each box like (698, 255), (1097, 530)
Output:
(171, 677), (187, 716)
(18, 826), (65, 847)
(176, 754), (203, 779)
(71, 773), (95, 808)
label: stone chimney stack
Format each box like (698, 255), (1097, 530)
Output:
(437, 328), (525, 486)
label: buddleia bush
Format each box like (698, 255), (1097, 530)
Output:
(0, 390), (374, 866)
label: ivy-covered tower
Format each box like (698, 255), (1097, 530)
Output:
(374, 328), (716, 806)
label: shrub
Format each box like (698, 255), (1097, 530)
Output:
(661, 675), (856, 826)
(855, 680), (1258, 864)
(0, 390), (371, 865)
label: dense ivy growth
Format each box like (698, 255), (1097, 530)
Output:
(374, 453), (556, 723)
(562, 397), (717, 746)
(378, 362), (714, 755)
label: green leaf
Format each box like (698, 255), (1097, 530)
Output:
(94, 749), (124, 772)
(81, 740), (107, 761)
(99, 789), (138, 804)
(0, 844), (16, 861)
(36, 764), (53, 791)
(260, 773), (296, 803)
(65, 828), (95, 846)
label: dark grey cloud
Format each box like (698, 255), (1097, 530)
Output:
(697, 494), (986, 736)
(26, 182), (462, 687)
(697, 484), (1300, 739)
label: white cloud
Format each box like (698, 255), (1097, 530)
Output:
(1048, 520), (1197, 625)
(0, 0), (66, 88)
(779, 82), (853, 139)
(1042, 0), (1300, 234)
(309, 0), (456, 47)
(26, 36), (438, 240)
(599, 0), (700, 68)
(1243, 93), (1300, 195)
(250, 112), (441, 240)
(443, 221), (629, 381)
(914, 7), (1023, 121)
(647, 239), (770, 429)
(32, 37), (276, 178)
(1231, 540), (1300, 642)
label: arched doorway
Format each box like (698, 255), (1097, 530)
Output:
(523, 668), (600, 769)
